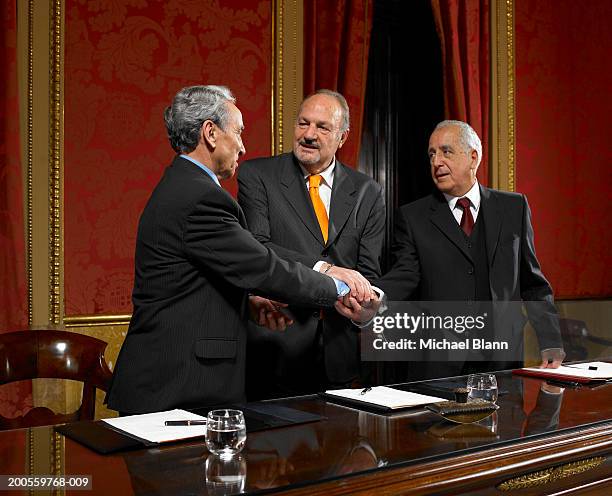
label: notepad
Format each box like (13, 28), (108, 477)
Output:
(102, 409), (207, 444)
(322, 386), (446, 411)
(515, 361), (612, 383)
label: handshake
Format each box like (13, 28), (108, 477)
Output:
(249, 265), (382, 331)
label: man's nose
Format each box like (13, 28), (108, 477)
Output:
(432, 151), (444, 166)
(238, 137), (246, 157)
(303, 123), (318, 140)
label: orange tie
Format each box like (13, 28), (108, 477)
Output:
(308, 174), (328, 243)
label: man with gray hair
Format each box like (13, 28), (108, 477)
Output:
(237, 89), (385, 398)
(339, 119), (564, 379)
(106, 86), (366, 414)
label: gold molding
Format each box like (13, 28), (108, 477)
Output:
(497, 456), (605, 491)
(505, 0), (515, 192)
(64, 314), (132, 327)
(490, 0), (515, 192)
(272, 0), (303, 155)
(271, 0), (283, 154)
(49, 0), (63, 325)
(26, 0), (35, 325)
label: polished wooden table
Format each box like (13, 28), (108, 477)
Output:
(1, 370), (611, 495)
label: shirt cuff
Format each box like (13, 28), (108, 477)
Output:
(313, 261), (326, 272)
(332, 277), (350, 297)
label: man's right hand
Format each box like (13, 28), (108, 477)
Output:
(335, 293), (380, 325)
(323, 265), (372, 302)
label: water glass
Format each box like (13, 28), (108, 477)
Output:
(205, 453), (247, 495)
(205, 409), (247, 458)
(467, 373), (498, 403)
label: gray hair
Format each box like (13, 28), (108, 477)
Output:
(434, 120), (482, 166)
(164, 85), (236, 153)
(301, 89), (350, 132)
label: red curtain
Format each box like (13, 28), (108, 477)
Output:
(515, 0), (611, 299)
(303, 0), (373, 169)
(430, 0), (490, 185)
(0, 1), (32, 418)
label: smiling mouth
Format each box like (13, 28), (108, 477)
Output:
(299, 142), (319, 150)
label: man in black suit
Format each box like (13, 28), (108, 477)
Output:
(338, 120), (564, 378)
(106, 86), (368, 414)
(237, 90), (385, 398)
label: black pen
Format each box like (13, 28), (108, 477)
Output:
(164, 420), (207, 426)
(360, 387), (372, 395)
(545, 379), (581, 388)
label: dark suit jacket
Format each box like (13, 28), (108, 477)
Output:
(377, 185), (562, 373)
(106, 156), (338, 414)
(237, 153), (385, 393)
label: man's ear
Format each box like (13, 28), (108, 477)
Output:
(201, 120), (216, 149)
(470, 149), (479, 170)
(338, 129), (350, 149)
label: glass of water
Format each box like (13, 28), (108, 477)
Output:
(205, 409), (247, 458)
(467, 373), (498, 403)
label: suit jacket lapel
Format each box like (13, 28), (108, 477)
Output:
(327, 163), (357, 247)
(480, 185), (502, 266)
(280, 155), (326, 246)
(429, 193), (473, 262)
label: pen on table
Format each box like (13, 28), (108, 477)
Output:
(164, 420), (207, 426)
(360, 387), (372, 395)
(564, 364), (598, 371)
(545, 379), (581, 388)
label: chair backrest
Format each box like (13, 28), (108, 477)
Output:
(0, 329), (113, 429)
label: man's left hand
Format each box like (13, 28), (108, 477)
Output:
(248, 296), (294, 331)
(539, 348), (566, 368)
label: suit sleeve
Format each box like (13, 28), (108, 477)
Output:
(237, 163), (319, 268)
(375, 206), (421, 300)
(355, 183), (385, 280)
(183, 188), (337, 307)
(519, 195), (563, 350)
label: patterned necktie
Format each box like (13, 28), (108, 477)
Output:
(456, 197), (474, 236)
(308, 174), (328, 243)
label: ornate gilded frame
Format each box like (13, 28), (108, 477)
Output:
(490, 0), (516, 192)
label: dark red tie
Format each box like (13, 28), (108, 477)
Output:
(456, 197), (474, 236)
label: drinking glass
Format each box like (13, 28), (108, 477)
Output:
(205, 409), (247, 458)
(467, 373), (498, 403)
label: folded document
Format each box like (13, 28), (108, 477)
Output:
(323, 386), (445, 411)
(102, 409), (207, 444)
(515, 361), (612, 383)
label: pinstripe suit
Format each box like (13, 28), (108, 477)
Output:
(237, 153), (385, 397)
(106, 156), (339, 414)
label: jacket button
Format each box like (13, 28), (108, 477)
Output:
(468, 268), (474, 275)
(312, 310), (320, 318)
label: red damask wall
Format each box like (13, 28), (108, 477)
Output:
(64, 0), (272, 315)
(515, 0), (611, 299)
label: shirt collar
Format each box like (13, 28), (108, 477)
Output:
(299, 157), (336, 188)
(444, 180), (481, 211)
(180, 154), (221, 187)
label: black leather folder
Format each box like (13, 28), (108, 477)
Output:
(55, 403), (324, 455)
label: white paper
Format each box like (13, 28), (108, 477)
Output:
(521, 361), (612, 380)
(102, 409), (207, 444)
(324, 386), (446, 410)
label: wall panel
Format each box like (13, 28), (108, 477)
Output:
(63, 0), (273, 316)
(515, 0), (611, 299)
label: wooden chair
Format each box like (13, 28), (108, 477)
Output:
(0, 329), (113, 429)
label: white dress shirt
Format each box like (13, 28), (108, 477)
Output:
(444, 180), (481, 225)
